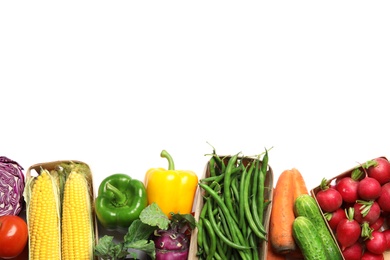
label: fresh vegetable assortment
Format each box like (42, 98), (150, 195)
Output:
(4, 152), (390, 259)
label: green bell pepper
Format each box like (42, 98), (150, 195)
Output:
(95, 173), (148, 231)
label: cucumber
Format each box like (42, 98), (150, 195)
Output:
(293, 194), (343, 260)
(292, 216), (328, 260)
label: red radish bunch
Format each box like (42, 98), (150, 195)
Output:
(316, 157), (390, 259)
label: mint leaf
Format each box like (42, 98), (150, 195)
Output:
(139, 202), (169, 230)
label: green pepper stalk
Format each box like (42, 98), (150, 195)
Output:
(95, 173), (148, 232)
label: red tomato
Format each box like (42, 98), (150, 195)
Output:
(0, 215), (28, 259)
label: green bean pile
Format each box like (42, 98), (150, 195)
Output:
(196, 149), (271, 260)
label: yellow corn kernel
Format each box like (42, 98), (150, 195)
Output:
(25, 169), (61, 260)
(61, 167), (94, 260)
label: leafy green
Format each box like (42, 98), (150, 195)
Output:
(93, 203), (196, 260)
(94, 203), (166, 260)
(170, 212), (196, 231)
(94, 236), (128, 260)
(139, 202), (170, 230)
(123, 240), (156, 259)
(123, 219), (157, 259)
(124, 219), (157, 243)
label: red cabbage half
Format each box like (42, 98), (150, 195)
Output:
(0, 156), (25, 216)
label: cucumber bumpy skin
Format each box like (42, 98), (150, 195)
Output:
(293, 194), (343, 260)
(292, 216), (328, 260)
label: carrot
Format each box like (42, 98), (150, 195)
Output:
(266, 239), (286, 260)
(269, 168), (309, 255)
(269, 170), (297, 255)
(291, 168), (309, 201)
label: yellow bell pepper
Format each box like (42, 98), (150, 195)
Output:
(144, 150), (198, 218)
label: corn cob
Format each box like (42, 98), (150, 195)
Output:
(24, 168), (61, 260)
(60, 163), (94, 260)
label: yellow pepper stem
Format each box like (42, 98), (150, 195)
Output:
(161, 150), (175, 170)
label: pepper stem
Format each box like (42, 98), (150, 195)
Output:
(161, 150), (175, 170)
(105, 182), (127, 205)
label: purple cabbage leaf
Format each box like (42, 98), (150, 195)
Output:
(0, 156), (25, 216)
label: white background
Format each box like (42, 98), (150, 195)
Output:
(1, 1), (390, 194)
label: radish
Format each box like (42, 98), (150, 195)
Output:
(377, 182), (390, 212)
(336, 168), (364, 203)
(370, 216), (385, 231)
(353, 200), (381, 225)
(361, 251), (384, 260)
(336, 207), (362, 250)
(364, 157), (390, 185)
(364, 229), (387, 255)
(342, 241), (363, 260)
(324, 207), (347, 231)
(382, 229), (390, 250)
(316, 178), (343, 212)
(358, 176), (382, 200)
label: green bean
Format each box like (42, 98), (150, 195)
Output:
(202, 217), (217, 260)
(231, 164), (243, 175)
(201, 184), (249, 250)
(208, 157), (217, 177)
(200, 174), (224, 183)
(213, 252), (222, 260)
(201, 186), (252, 260)
(197, 198), (209, 250)
(215, 237), (228, 260)
(201, 223), (210, 257)
(258, 149), (269, 224)
(217, 207), (232, 240)
(248, 229), (260, 260)
(251, 157), (267, 235)
(243, 161), (267, 240)
(209, 174), (225, 190)
(223, 153), (240, 224)
(207, 142), (224, 174)
(239, 163), (253, 229)
(231, 174), (240, 215)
